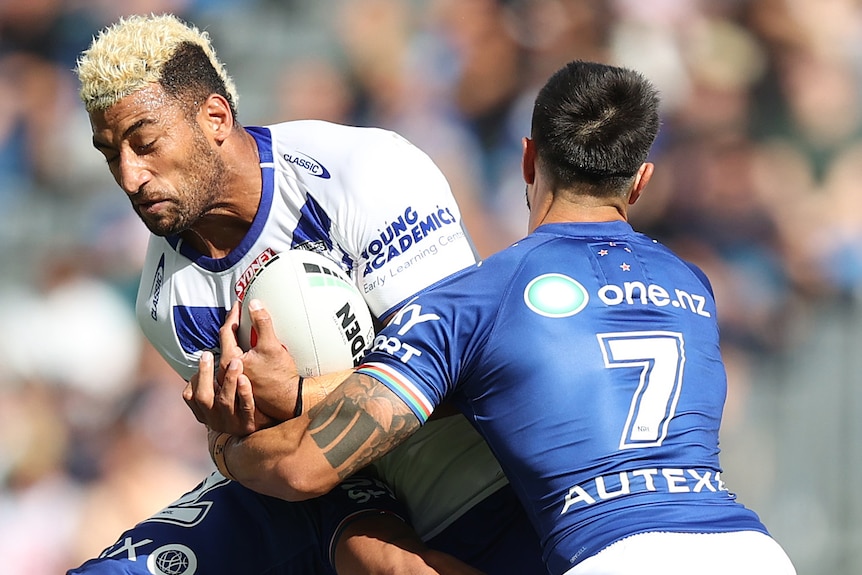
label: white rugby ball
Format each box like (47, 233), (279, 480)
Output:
(237, 250), (375, 377)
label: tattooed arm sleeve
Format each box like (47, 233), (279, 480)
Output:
(226, 372), (422, 501)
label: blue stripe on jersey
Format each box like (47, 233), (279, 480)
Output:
(291, 194), (357, 275)
(168, 127), (276, 272)
(292, 193), (334, 252)
(246, 126), (274, 164)
(175, 305), (227, 354)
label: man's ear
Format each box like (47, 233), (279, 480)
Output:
(522, 137), (536, 185)
(629, 162), (654, 205)
(199, 93), (233, 143)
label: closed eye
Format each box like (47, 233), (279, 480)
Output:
(135, 141), (156, 154)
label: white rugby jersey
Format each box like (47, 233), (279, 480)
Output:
(135, 120), (505, 538)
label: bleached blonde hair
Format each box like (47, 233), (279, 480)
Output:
(76, 13), (238, 114)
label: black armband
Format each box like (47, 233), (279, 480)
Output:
(294, 376), (304, 418)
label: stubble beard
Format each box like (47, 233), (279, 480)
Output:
(138, 131), (227, 237)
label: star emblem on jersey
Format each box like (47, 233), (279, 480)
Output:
(524, 273), (589, 318)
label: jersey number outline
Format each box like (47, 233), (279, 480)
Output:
(596, 331), (685, 450)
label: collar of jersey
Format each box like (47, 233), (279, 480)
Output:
(168, 126), (275, 272)
(534, 220), (636, 237)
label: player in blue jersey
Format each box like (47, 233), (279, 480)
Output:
(69, 12), (543, 575)
(190, 60), (799, 575)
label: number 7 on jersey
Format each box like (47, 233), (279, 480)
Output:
(597, 331), (685, 450)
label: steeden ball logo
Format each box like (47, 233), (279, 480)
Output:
(524, 273), (589, 318)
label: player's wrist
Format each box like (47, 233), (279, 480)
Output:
(299, 374), (337, 411)
(305, 369), (350, 409)
(210, 431), (237, 481)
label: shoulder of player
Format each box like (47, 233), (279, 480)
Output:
(265, 120), (438, 188)
(412, 252), (519, 309)
(265, 120), (411, 154)
(448, 233), (585, 301)
(478, 232), (562, 272)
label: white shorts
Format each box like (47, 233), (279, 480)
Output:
(563, 530), (797, 575)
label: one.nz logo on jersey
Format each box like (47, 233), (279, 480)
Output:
(524, 273), (589, 318)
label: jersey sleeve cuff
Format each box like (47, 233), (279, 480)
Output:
(356, 362), (434, 423)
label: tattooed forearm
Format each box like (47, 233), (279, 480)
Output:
(307, 373), (420, 479)
(322, 409), (383, 472)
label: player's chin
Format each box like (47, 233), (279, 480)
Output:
(135, 203), (185, 235)
(139, 214), (182, 237)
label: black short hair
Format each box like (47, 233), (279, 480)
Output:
(531, 60), (660, 192)
(161, 42), (238, 120)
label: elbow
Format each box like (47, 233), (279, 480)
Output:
(240, 459), (338, 502)
(227, 423), (341, 501)
(281, 464), (339, 501)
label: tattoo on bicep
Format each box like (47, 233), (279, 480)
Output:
(308, 374), (418, 479)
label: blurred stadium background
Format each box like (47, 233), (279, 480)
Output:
(1, 0), (861, 573)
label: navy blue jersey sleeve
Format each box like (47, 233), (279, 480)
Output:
(67, 471), (408, 575)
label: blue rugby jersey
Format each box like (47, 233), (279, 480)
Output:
(359, 220), (769, 574)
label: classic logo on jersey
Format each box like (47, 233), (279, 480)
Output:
(524, 273), (589, 318)
(283, 151), (331, 179)
(360, 205), (462, 277)
(149, 254), (166, 320)
(146, 543), (198, 575)
(235, 247), (278, 300)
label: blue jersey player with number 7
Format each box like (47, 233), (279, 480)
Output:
(189, 60), (798, 575)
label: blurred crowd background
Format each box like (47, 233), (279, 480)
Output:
(1, 0), (861, 573)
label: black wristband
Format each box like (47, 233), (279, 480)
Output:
(294, 376), (304, 418)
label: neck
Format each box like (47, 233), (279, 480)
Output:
(182, 128), (262, 258)
(182, 225), (245, 259)
(542, 201), (628, 226)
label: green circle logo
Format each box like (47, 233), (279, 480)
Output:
(524, 273), (589, 318)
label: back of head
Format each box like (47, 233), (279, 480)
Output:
(531, 60), (660, 193)
(75, 13), (238, 116)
